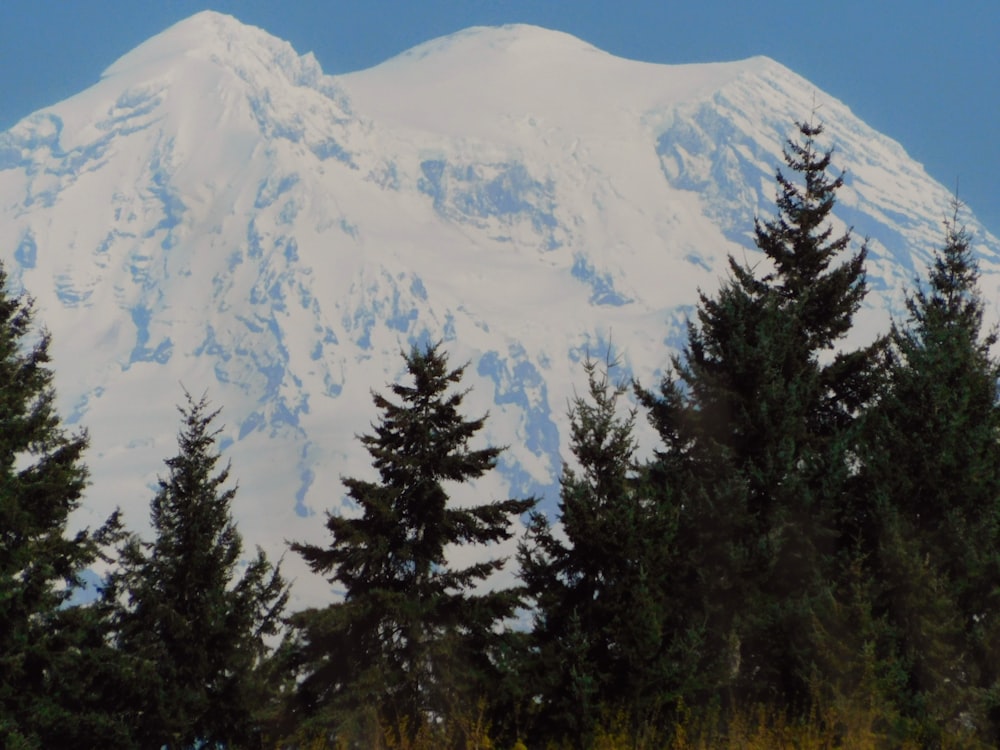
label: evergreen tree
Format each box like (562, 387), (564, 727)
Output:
(519, 355), (694, 744)
(288, 343), (534, 746)
(637, 120), (878, 710)
(0, 260), (125, 749)
(106, 393), (288, 749)
(859, 202), (1000, 739)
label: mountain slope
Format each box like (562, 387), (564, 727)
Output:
(1, 11), (996, 605)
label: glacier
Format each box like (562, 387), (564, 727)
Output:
(1, 11), (997, 607)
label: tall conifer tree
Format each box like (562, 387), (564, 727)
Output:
(289, 343), (534, 745)
(638, 121), (877, 709)
(519, 355), (693, 745)
(106, 393), (288, 749)
(859, 203), (1000, 739)
(0, 261), (124, 749)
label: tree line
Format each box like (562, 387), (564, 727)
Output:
(3, 120), (1000, 748)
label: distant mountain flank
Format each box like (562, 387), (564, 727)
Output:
(1, 11), (996, 606)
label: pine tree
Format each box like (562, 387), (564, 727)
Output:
(0, 260), (125, 749)
(519, 355), (693, 744)
(637, 120), (878, 710)
(859, 202), (1000, 739)
(106, 393), (288, 749)
(288, 343), (534, 745)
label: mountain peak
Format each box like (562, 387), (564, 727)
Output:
(101, 11), (323, 89)
(341, 24), (761, 140)
(380, 23), (610, 68)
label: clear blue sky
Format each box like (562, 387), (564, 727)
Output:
(2, 1), (997, 233)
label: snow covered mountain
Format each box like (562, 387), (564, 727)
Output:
(1, 12), (997, 605)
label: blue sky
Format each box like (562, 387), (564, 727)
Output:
(2, 1), (997, 233)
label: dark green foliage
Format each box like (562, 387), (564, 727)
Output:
(519, 354), (694, 744)
(288, 343), (534, 745)
(858, 202), (1000, 739)
(106, 393), (288, 749)
(637, 121), (879, 710)
(0, 260), (124, 749)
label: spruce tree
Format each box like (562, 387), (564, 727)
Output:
(637, 120), (878, 710)
(288, 343), (534, 745)
(519, 355), (692, 744)
(859, 202), (1000, 739)
(0, 260), (124, 749)
(106, 393), (288, 749)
